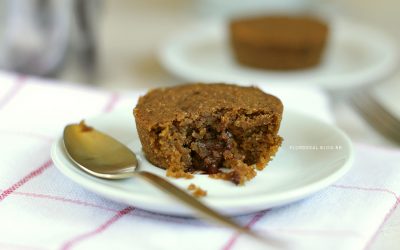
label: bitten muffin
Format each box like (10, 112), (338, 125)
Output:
(230, 15), (329, 70)
(134, 83), (283, 185)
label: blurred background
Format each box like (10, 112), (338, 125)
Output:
(0, 0), (399, 147)
(0, 0), (398, 89)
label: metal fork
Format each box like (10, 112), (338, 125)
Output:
(350, 90), (400, 144)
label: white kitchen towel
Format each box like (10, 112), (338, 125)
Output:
(0, 72), (399, 250)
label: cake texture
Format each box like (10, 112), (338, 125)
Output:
(230, 15), (329, 70)
(134, 83), (283, 185)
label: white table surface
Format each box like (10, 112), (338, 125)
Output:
(56, 1), (400, 249)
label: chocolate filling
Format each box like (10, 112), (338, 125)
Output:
(151, 109), (281, 184)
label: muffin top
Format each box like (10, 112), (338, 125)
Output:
(134, 83), (283, 128)
(230, 15), (328, 46)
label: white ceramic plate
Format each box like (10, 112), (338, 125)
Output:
(51, 107), (353, 216)
(159, 18), (398, 89)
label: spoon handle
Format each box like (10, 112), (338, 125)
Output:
(136, 171), (284, 248)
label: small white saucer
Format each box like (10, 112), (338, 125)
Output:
(51, 107), (353, 216)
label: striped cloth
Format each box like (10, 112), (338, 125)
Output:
(0, 72), (399, 250)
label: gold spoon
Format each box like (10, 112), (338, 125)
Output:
(63, 121), (283, 248)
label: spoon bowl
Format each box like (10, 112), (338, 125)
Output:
(64, 122), (138, 179)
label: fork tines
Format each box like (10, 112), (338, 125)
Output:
(351, 91), (400, 144)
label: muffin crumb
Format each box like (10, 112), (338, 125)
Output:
(187, 184), (207, 198)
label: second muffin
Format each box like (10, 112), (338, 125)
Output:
(230, 15), (329, 70)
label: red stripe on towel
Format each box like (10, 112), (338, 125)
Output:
(222, 211), (267, 250)
(0, 159), (53, 202)
(333, 184), (400, 250)
(363, 198), (400, 250)
(12, 191), (119, 213)
(333, 184), (399, 200)
(60, 206), (134, 250)
(102, 93), (120, 112)
(0, 75), (26, 110)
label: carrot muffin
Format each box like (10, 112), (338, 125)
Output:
(134, 83), (283, 185)
(230, 15), (329, 70)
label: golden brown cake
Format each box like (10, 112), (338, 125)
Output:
(230, 15), (329, 70)
(134, 83), (283, 185)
